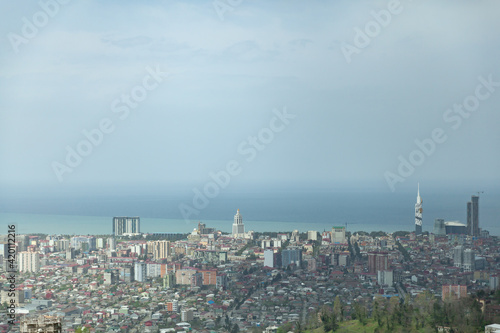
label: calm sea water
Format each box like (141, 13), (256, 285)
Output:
(1, 190), (499, 236)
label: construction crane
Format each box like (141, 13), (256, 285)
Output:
(476, 191), (484, 197)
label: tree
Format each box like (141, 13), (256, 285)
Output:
(320, 308), (338, 332)
(277, 322), (294, 333)
(333, 295), (343, 322)
(352, 302), (367, 325)
(347, 237), (355, 258)
(231, 323), (240, 333)
(354, 242), (362, 260)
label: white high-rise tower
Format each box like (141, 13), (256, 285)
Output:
(415, 184), (423, 235)
(232, 209), (245, 237)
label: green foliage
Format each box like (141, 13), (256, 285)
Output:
(395, 241), (411, 262)
(280, 240), (290, 251)
(495, 289), (500, 303)
(321, 307), (339, 332)
(296, 292), (489, 333)
(333, 296), (344, 322)
(353, 242), (362, 260)
(352, 302), (367, 325)
(392, 231), (410, 238)
(347, 237), (354, 258)
(369, 231), (387, 238)
(277, 322), (294, 333)
(236, 242), (252, 256)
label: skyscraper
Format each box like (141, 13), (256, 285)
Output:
(466, 201), (472, 235)
(463, 249), (475, 272)
(415, 184), (423, 235)
(232, 209), (245, 237)
(282, 247), (302, 268)
(264, 249), (274, 268)
(113, 217), (140, 236)
(453, 245), (464, 268)
(18, 250), (40, 273)
(134, 262), (147, 282)
(368, 251), (388, 274)
(148, 240), (171, 260)
(331, 226), (347, 244)
(467, 195), (479, 237)
(433, 218), (446, 236)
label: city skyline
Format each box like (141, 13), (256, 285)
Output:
(1, 1), (499, 332)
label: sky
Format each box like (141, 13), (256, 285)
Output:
(1, 0), (499, 200)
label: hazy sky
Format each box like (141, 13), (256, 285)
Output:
(1, 0), (499, 196)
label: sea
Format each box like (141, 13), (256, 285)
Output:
(0, 189), (499, 236)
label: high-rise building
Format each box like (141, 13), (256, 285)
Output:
(199, 269), (217, 285)
(442, 285), (467, 301)
(466, 201), (472, 235)
(191, 272), (203, 287)
(148, 240), (171, 260)
(104, 270), (118, 285)
(463, 249), (475, 272)
(331, 226), (346, 244)
(18, 250), (40, 273)
(164, 273), (176, 289)
(453, 246), (464, 268)
(70, 236), (96, 251)
(282, 247), (302, 268)
(433, 218), (446, 236)
(264, 249), (274, 268)
(107, 237), (116, 251)
(338, 252), (350, 266)
(377, 270), (394, 286)
(55, 239), (69, 251)
(307, 230), (318, 241)
(134, 262), (147, 282)
(264, 249), (282, 268)
(415, 184), (423, 235)
(181, 309), (194, 322)
(232, 209), (245, 237)
(166, 300), (179, 312)
(216, 274), (228, 290)
(121, 265), (134, 283)
(113, 217), (140, 236)
(65, 247), (75, 260)
(490, 274), (499, 290)
(467, 195), (479, 236)
(368, 251), (388, 274)
(96, 238), (105, 249)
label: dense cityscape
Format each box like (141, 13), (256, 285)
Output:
(0, 188), (499, 332)
(2, 0), (499, 332)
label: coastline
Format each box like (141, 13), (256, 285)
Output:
(1, 212), (498, 236)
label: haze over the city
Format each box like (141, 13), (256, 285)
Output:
(1, 0), (499, 199)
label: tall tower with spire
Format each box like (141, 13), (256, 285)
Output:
(232, 209), (245, 237)
(415, 184), (423, 235)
